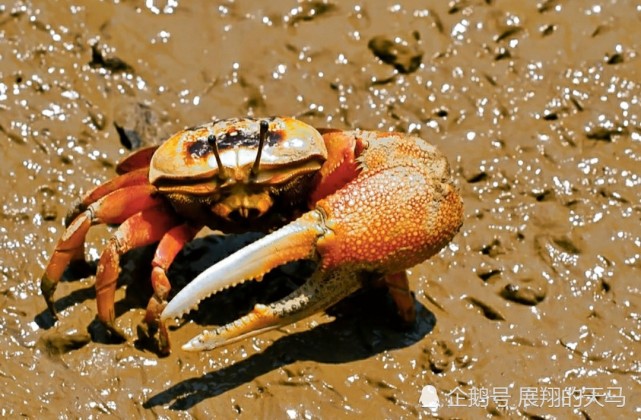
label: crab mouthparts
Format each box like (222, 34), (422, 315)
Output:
(210, 190), (274, 222)
(161, 211), (326, 329)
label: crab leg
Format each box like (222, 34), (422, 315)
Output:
(41, 184), (164, 317)
(142, 222), (202, 354)
(383, 271), (416, 325)
(115, 145), (159, 174)
(65, 168), (149, 225)
(95, 205), (180, 338)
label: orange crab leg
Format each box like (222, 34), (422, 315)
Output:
(65, 168), (150, 224)
(308, 131), (365, 205)
(142, 223), (202, 354)
(80, 168), (149, 208)
(41, 184), (163, 317)
(115, 145), (159, 174)
(95, 205), (180, 338)
(383, 271), (416, 325)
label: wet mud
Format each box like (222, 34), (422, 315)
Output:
(1, 0), (640, 418)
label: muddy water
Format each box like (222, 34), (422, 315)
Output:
(1, 0), (640, 418)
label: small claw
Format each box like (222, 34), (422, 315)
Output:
(161, 210), (326, 322)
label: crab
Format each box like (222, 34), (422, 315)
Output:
(41, 117), (463, 355)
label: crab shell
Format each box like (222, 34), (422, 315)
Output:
(149, 117), (328, 194)
(144, 117), (329, 229)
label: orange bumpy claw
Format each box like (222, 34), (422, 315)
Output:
(41, 117), (463, 355)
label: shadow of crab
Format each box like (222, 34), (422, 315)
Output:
(138, 234), (436, 410)
(143, 288), (435, 411)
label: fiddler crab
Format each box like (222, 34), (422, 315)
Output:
(41, 117), (463, 356)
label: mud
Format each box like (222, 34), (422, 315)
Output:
(1, 0), (640, 418)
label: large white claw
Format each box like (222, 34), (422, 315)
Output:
(161, 211), (325, 323)
(174, 267), (363, 352)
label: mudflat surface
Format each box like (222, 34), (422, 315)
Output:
(1, 1), (640, 418)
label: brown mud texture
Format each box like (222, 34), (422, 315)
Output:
(1, 0), (640, 418)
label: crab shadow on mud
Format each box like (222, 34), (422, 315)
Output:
(144, 284), (435, 411)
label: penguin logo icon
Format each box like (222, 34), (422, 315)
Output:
(419, 385), (440, 412)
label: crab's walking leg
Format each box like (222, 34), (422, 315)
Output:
(41, 184), (163, 318)
(142, 223), (202, 354)
(115, 146), (159, 174)
(65, 168), (149, 225)
(95, 205), (179, 339)
(383, 272), (416, 326)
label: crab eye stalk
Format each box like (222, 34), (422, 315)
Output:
(207, 134), (228, 180)
(251, 120), (269, 177)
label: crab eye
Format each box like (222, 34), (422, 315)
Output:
(206, 134), (228, 180)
